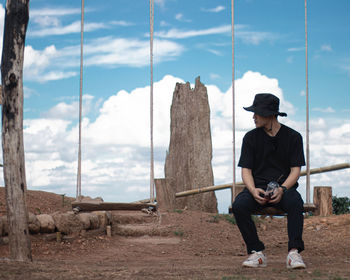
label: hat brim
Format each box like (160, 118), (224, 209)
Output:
(243, 106), (287, 117)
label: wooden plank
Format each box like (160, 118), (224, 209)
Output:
(71, 201), (157, 212)
(228, 203), (316, 216)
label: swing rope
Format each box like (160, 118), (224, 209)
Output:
(76, 0), (84, 201)
(149, 0), (155, 203)
(305, 0), (311, 205)
(231, 0), (236, 203)
(230, 0), (312, 206)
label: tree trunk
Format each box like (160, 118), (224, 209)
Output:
(1, 0), (32, 261)
(164, 77), (218, 213)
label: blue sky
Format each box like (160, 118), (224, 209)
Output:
(0, 0), (349, 213)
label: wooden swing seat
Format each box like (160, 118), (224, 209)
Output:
(228, 203), (316, 216)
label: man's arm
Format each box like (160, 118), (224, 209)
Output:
(269, 166), (301, 203)
(281, 166), (301, 189)
(242, 167), (266, 205)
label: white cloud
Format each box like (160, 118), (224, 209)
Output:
(287, 47), (304, 52)
(155, 25), (231, 39)
(155, 24), (276, 45)
(1, 72), (349, 212)
(22, 37), (184, 82)
(201, 6), (226, 13)
(312, 107), (335, 113)
(30, 7), (81, 18)
(154, 0), (166, 7)
(85, 37), (184, 67)
(210, 73), (221, 80)
(286, 56), (293, 63)
(320, 44), (332, 52)
(110, 20), (134, 27)
(30, 21), (108, 37)
(43, 95), (95, 120)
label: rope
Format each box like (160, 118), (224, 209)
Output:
(76, 0), (84, 201)
(149, 0), (155, 203)
(231, 0), (236, 203)
(305, 0), (311, 204)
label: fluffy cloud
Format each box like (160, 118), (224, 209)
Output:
(155, 24), (277, 45)
(0, 72), (349, 213)
(201, 6), (226, 13)
(22, 37), (184, 82)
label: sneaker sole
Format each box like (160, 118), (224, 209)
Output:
(287, 264), (306, 269)
(243, 263), (267, 268)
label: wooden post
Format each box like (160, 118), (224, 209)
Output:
(313, 186), (332, 216)
(1, 0), (32, 261)
(154, 178), (176, 211)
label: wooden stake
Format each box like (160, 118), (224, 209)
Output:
(313, 186), (333, 216)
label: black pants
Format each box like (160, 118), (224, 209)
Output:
(232, 187), (305, 254)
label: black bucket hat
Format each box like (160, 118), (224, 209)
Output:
(243, 93), (287, 117)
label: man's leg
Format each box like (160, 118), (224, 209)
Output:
(276, 188), (305, 252)
(232, 188), (265, 254)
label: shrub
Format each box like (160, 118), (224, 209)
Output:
(332, 196), (350, 215)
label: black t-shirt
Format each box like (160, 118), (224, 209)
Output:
(238, 124), (305, 189)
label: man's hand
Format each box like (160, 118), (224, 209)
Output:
(268, 187), (283, 204)
(251, 188), (268, 205)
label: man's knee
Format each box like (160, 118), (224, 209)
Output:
(232, 191), (256, 215)
(282, 189), (304, 211)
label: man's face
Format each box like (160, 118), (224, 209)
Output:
(253, 113), (272, 128)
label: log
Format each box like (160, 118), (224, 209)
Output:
(313, 186), (332, 216)
(175, 163), (350, 198)
(71, 201), (157, 212)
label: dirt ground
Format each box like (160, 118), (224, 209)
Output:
(1, 187), (350, 280)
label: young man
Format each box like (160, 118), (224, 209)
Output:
(232, 93), (306, 269)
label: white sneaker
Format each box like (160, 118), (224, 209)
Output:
(286, 250), (306, 269)
(242, 250), (267, 268)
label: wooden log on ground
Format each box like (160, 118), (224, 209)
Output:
(71, 201), (157, 212)
(313, 186), (332, 216)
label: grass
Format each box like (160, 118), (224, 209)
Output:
(207, 214), (237, 225)
(222, 276), (250, 280)
(174, 229), (184, 237)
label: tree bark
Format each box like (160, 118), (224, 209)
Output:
(1, 0), (32, 261)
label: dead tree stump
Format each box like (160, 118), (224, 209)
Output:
(313, 186), (333, 216)
(164, 77), (218, 213)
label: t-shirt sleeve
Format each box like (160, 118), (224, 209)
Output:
(238, 133), (254, 169)
(289, 133), (306, 167)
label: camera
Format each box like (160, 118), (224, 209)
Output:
(265, 181), (280, 200)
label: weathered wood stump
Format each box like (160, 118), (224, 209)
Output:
(164, 77), (218, 213)
(313, 186), (333, 216)
(155, 178), (176, 211)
